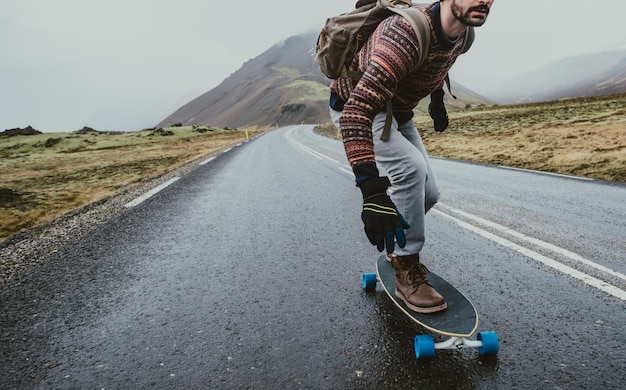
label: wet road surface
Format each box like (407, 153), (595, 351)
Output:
(1, 125), (625, 388)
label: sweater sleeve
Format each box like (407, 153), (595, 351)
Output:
(339, 15), (421, 184)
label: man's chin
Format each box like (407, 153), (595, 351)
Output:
(466, 16), (487, 27)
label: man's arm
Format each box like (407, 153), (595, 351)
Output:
(339, 15), (421, 183)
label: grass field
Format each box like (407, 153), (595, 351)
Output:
(0, 126), (260, 241)
(318, 93), (626, 182)
(418, 94), (626, 181)
(2, 93), (625, 242)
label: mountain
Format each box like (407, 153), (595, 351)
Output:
(486, 50), (626, 103)
(157, 32), (492, 130)
(157, 33), (327, 129)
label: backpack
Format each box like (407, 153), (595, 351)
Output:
(315, 0), (431, 80)
(315, 0), (474, 139)
(315, 0), (474, 81)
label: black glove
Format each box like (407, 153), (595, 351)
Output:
(429, 88), (449, 132)
(359, 177), (410, 253)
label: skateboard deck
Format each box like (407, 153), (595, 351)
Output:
(375, 255), (478, 337)
(362, 255), (499, 358)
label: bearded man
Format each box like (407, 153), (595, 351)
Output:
(329, 0), (495, 313)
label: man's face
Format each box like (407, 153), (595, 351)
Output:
(450, 0), (494, 27)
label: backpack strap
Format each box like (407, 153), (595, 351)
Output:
(388, 7), (431, 71)
(461, 26), (475, 54)
(443, 27), (474, 99)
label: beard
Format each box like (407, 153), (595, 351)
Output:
(451, 1), (490, 27)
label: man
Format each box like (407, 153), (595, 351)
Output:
(329, 0), (494, 313)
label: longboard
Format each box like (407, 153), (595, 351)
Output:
(362, 255), (499, 359)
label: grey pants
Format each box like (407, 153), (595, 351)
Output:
(331, 109), (440, 256)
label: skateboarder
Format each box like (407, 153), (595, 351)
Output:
(329, 0), (495, 313)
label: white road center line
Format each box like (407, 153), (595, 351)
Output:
(285, 128), (625, 300)
(338, 166), (353, 176)
(286, 130), (341, 164)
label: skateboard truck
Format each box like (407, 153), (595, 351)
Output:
(414, 332), (499, 359)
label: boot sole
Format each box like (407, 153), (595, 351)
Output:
(395, 289), (447, 314)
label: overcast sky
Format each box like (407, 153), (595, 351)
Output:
(2, 0), (625, 133)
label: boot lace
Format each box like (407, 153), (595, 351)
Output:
(406, 262), (432, 288)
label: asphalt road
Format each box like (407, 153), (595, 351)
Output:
(1, 125), (625, 389)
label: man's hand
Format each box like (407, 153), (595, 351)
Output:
(429, 88), (448, 132)
(359, 177), (411, 253)
(429, 103), (449, 132)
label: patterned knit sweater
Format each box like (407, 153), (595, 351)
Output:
(330, 2), (470, 183)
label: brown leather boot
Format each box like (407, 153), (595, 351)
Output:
(388, 254), (447, 313)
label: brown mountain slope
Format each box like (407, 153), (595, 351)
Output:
(157, 32), (492, 129)
(158, 34), (328, 129)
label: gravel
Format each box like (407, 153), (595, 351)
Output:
(0, 153), (213, 288)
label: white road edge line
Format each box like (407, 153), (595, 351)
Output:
(124, 177), (180, 208)
(199, 157), (216, 166)
(496, 165), (595, 181)
(200, 141), (242, 165)
(437, 203), (626, 282)
(432, 208), (626, 302)
(289, 125), (623, 299)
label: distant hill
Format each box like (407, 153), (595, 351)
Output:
(486, 50), (626, 103)
(157, 32), (493, 130)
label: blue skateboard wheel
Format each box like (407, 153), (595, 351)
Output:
(477, 331), (499, 355)
(362, 273), (377, 290)
(414, 335), (436, 359)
